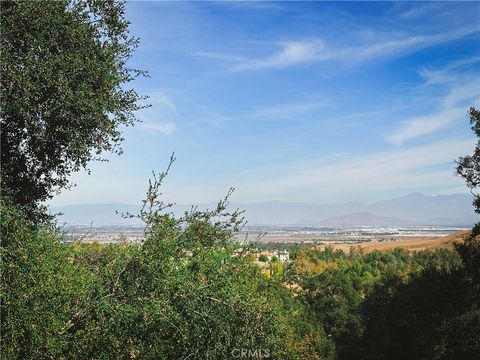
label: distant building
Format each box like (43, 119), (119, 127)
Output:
(278, 250), (289, 262)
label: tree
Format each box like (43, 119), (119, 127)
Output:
(455, 107), (480, 281)
(0, 0), (146, 219)
(457, 107), (480, 224)
(1, 173), (328, 359)
(301, 269), (364, 360)
(259, 255), (269, 262)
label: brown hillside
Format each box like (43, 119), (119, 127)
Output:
(316, 230), (471, 253)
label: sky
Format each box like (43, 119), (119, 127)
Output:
(50, 1), (480, 207)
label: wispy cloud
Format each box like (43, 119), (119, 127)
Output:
(235, 138), (473, 202)
(252, 99), (330, 118)
(52, 2), (480, 207)
(443, 81), (480, 109)
(387, 58), (480, 145)
(419, 56), (480, 85)
(399, 2), (448, 19)
(386, 107), (466, 145)
(347, 27), (477, 62)
(52, 136), (473, 206)
(229, 27), (478, 71)
(233, 39), (328, 71)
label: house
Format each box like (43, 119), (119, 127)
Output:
(278, 250), (289, 262)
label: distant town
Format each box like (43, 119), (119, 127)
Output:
(61, 223), (469, 246)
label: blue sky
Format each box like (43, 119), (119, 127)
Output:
(51, 1), (480, 206)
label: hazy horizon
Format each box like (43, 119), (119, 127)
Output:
(51, 191), (470, 207)
(51, 192), (476, 227)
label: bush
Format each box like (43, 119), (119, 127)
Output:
(1, 196), (97, 358)
(0, 193), (330, 359)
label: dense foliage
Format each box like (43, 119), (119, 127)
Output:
(1, 193), (331, 359)
(290, 245), (479, 360)
(457, 107), (480, 223)
(455, 107), (480, 282)
(1, 0), (146, 219)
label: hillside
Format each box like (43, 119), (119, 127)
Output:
(316, 230), (470, 253)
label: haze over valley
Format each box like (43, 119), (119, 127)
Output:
(53, 192), (475, 228)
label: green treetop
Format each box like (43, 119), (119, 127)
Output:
(1, 0), (146, 220)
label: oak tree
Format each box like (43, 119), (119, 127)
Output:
(456, 107), (480, 281)
(1, 0), (146, 219)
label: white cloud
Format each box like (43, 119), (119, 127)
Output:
(419, 56), (480, 85)
(230, 27), (478, 71)
(386, 107), (466, 145)
(443, 81), (480, 108)
(232, 40), (326, 71)
(350, 27), (478, 64)
(386, 62), (480, 146)
(399, 2), (448, 19)
(233, 40), (327, 71)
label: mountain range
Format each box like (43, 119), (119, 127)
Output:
(51, 193), (477, 227)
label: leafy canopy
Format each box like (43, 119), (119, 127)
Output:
(455, 107), (480, 281)
(0, 0), (146, 219)
(457, 107), (480, 223)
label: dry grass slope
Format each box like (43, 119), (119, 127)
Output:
(317, 230), (471, 253)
